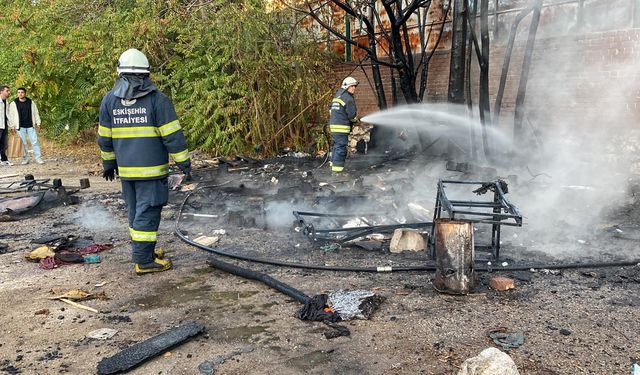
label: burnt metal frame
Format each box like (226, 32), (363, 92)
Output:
(292, 180), (521, 261)
(0, 177), (89, 195)
(293, 211), (432, 244)
(431, 180), (522, 260)
(0, 178), (51, 194)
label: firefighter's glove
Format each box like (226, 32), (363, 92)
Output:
(103, 168), (117, 182)
(180, 166), (192, 182)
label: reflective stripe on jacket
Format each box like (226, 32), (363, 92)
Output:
(328, 88), (357, 133)
(98, 90), (190, 180)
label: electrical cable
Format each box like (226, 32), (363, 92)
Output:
(175, 183), (640, 273)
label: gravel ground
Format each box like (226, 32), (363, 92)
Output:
(0, 152), (638, 375)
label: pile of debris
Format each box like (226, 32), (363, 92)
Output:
(0, 174), (89, 221)
(24, 234), (112, 269)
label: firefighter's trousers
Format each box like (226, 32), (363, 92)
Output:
(121, 178), (169, 264)
(331, 132), (349, 172)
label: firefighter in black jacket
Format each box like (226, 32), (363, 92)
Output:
(329, 77), (359, 173)
(98, 48), (191, 275)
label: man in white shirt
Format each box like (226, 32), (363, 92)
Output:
(0, 86), (13, 166)
(8, 87), (43, 164)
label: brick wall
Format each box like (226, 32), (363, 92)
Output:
(332, 28), (640, 131)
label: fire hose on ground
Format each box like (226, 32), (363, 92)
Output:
(175, 183), (640, 273)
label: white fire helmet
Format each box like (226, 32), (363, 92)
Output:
(116, 48), (150, 75)
(341, 76), (359, 89)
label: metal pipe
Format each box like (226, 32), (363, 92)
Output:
(447, 210), (520, 218)
(312, 222), (433, 234)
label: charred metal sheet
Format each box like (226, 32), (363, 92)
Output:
(0, 187), (80, 221)
(0, 194), (41, 213)
(96, 322), (205, 375)
(433, 219), (476, 295)
(293, 211), (432, 244)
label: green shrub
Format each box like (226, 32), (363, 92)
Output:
(0, 0), (335, 156)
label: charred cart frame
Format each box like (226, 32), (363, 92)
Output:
(432, 180), (522, 260)
(293, 180), (522, 262)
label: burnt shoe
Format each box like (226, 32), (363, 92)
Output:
(135, 257), (172, 275)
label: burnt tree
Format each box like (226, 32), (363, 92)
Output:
(458, 0), (492, 157)
(493, 0), (542, 144)
(447, 0), (467, 104)
(288, 0), (450, 106)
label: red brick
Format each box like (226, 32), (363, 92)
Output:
(329, 28), (638, 125)
(489, 276), (516, 291)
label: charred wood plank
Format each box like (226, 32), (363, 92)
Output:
(96, 322), (205, 375)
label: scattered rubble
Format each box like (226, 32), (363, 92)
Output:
(389, 228), (426, 253)
(1, 147), (639, 373)
(193, 235), (220, 247)
(0, 175), (89, 221)
(487, 328), (525, 351)
(458, 347), (520, 375)
(489, 276), (516, 291)
(198, 346), (255, 375)
(87, 328), (118, 340)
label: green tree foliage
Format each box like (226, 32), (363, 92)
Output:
(0, 0), (335, 155)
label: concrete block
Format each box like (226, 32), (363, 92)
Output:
(389, 228), (426, 253)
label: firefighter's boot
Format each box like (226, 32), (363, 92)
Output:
(135, 257), (172, 275)
(154, 247), (165, 259)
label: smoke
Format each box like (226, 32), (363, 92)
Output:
(363, 25), (640, 260)
(495, 26), (640, 258)
(360, 35), (640, 259)
(72, 205), (121, 232)
(264, 200), (306, 229)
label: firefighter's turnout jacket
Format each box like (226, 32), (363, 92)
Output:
(98, 84), (190, 265)
(329, 88), (358, 134)
(98, 91), (190, 180)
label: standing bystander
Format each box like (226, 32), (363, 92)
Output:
(0, 86), (13, 165)
(8, 87), (43, 164)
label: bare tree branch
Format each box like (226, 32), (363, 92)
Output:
(417, 0), (450, 100)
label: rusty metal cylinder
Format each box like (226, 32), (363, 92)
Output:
(433, 219), (476, 294)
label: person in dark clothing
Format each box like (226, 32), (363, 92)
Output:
(98, 48), (191, 275)
(8, 87), (43, 164)
(0, 85), (13, 165)
(328, 77), (358, 174)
